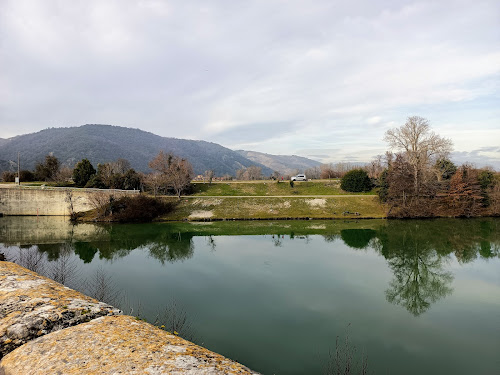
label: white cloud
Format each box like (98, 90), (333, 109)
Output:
(0, 0), (499, 165)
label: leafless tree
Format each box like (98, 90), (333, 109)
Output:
(204, 170), (214, 184)
(112, 158), (131, 174)
(88, 191), (113, 218)
(324, 324), (368, 375)
(235, 166), (262, 180)
(236, 168), (246, 180)
(85, 267), (122, 306)
(305, 166), (321, 179)
(16, 246), (47, 274)
(366, 155), (385, 179)
(384, 116), (453, 196)
(149, 151), (193, 198)
(168, 157), (194, 198)
(154, 297), (197, 343)
(142, 172), (165, 197)
(65, 190), (76, 219)
(54, 166), (73, 184)
(47, 248), (80, 288)
(247, 166), (262, 180)
(320, 164), (336, 179)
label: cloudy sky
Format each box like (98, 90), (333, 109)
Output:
(1, 0), (499, 166)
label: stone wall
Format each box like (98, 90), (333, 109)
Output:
(0, 262), (259, 374)
(0, 186), (138, 216)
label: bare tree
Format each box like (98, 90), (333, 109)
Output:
(88, 191), (114, 218)
(112, 158), (131, 174)
(85, 267), (122, 306)
(168, 157), (194, 198)
(142, 172), (165, 197)
(48, 249), (80, 288)
(305, 166), (321, 179)
(366, 155), (385, 179)
(204, 170), (214, 184)
(246, 166), (262, 180)
(384, 116), (453, 196)
(54, 166), (73, 184)
(149, 151), (193, 198)
(16, 247), (47, 274)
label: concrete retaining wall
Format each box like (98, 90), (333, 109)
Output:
(0, 262), (259, 374)
(0, 186), (138, 216)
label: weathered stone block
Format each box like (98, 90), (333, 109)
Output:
(0, 315), (259, 375)
(0, 262), (121, 357)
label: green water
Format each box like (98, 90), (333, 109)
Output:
(1, 217), (499, 374)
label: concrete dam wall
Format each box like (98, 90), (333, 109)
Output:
(0, 186), (138, 216)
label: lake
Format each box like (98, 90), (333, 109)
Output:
(1, 217), (499, 374)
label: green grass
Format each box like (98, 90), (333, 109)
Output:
(191, 180), (376, 196)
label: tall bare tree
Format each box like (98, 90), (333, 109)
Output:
(149, 151), (193, 198)
(384, 116), (452, 196)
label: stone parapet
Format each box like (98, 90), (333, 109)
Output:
(0, 262), (121, 357)
(0, 315), (259, 374)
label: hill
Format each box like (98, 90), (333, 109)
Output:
(236, 150), (321, 175)
(0, 125), (273, 176)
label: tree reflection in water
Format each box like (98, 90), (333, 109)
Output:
(337, 219), (500, 316)
(383, 243), (453, 316)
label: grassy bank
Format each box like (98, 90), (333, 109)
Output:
(159, 195), (386, 221)
(191, 179), (376, 196)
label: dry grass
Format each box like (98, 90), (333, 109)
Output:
(160, 196), (386, 221)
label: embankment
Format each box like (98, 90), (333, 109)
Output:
(160, 195), (387, 220)
(0, 261), (259, 374)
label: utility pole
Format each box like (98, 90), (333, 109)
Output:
(16, 152), (20, 185)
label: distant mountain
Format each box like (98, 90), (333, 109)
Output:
(0, 138), (8, 147)
(0, 125), (273, 176)
(236, 150), (321, 175)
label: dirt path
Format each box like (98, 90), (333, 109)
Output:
(181, 195), (375, 198)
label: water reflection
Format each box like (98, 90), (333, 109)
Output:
(1, 218), (499, 319)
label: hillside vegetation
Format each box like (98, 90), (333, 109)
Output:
(0, 124), (273, 176)
(236, 150), (321, 175)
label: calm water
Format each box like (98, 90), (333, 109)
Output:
(1, 217), (499, 374)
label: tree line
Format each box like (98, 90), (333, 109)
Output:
(1, 151), (195, 198)
(374, 116), (499, 217)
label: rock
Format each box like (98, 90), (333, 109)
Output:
(0, 262), (121, 357)
(0, 315), (260, 375)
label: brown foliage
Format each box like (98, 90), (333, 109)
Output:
(110, 195), (175, 222)
(148, 152), (193, 197)
(444, 165), (483, 217)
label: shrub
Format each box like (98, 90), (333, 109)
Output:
(19, 170), (36, 182)
(340, 169), (372, 192)
(110, 195), (175, 222)
(2, 171), (15, 182)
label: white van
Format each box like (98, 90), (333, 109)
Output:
(291, 174), (307, 181)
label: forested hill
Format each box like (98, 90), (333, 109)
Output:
(0, 125), (273, 176)
(236, 150), (321, 175)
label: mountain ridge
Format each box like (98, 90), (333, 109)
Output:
(236, 150), (321, 175)
(0, 124), (274, 176)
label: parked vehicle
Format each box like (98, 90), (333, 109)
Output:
(291, 174), (307, 181)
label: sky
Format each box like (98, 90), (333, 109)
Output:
(1, 0), (499, 167)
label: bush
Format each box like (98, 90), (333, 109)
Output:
(110, 195), (175, 222)
(340, 169), (372, 192)
(19, 170), (35, 182)
(2, 171), (15, 182)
